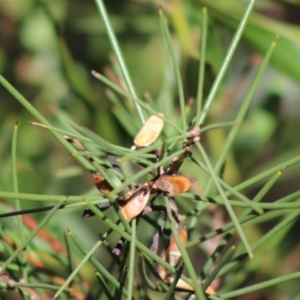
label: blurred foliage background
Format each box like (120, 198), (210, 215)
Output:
(1, 0), (300, 299)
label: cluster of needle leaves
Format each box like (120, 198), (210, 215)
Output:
(1, 1), (300, 300)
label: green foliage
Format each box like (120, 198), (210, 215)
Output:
(1, 0), (300, 299)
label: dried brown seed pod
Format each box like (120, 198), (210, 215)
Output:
(153, 175), (194, 196)
(93, 172), (113, 194)
(121, 185), (151, 220)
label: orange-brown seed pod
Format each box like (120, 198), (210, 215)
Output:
(159, 229), (216, 295)
(121, 185), (151, 220)
(159, 229), (187, 281)
(154, 175), (193, 196)
(133, 114), (164, 148)
(82, 173), (113, 218)
(166, 229), (187, 267)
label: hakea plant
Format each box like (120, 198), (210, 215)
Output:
(66, 114), (215, 295)
(2, 1), (300, 300)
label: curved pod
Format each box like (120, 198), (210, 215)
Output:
(121, 185), (151, 220)
(159, 229), (187, 281)
(154, 175), (193, 196)
(133, 114), (164, 148)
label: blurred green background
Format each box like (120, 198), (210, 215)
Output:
(1, 0), (300, 299)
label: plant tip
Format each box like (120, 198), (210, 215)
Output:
(29, 121), (40, 126)
(91, 70), (100, 78)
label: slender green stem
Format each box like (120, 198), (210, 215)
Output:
(202, 245), (236, 291)
(0, 282), (72, 292)
(138, 256), (160, 291)
(114, 242), (130, 298)
(2, 189), (300, 211)
(64, 231), (73, 276)
(188, 194), (300, 210)
(92, 71), (183, 134)
(198, 144), (253, 258)
(85, 200), (195, 286)
(11, 122), (27, 280)
(160, 9), (186, 131)
(190, 156), (263, 214)
(187, 211), (287, 249)
(163, 264), (184, 300)
(243, 169), (282, 216)
(127, 219), (136, 300)
(204, 35), (277, 196)
(94, 0), (145, 123)
(221, 271), (300, 298)
(29, 122), (92, 141)
(165, 198), (206, 300)
(54, 239), (103, 299)
(0, 224), (15, 257)
(2, 197), (66, 271)
(201, 121), (238, 133)
(201, 169), (282, 276)
(67, 229), (129, 297)
(0, 191), (106, 202)
(0, 74), (94, 171)
(95, 271), (114, 300)
(188, 143), (300, 226)
(199, 0), (256, 125)
(141, 256), (183, 300)
(218, 209), (300, 278)
(67, 121), (134, 154)
(196, 6), (208, 125)
(251, 210), (300, 253)
(114, 204), (132, 235)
